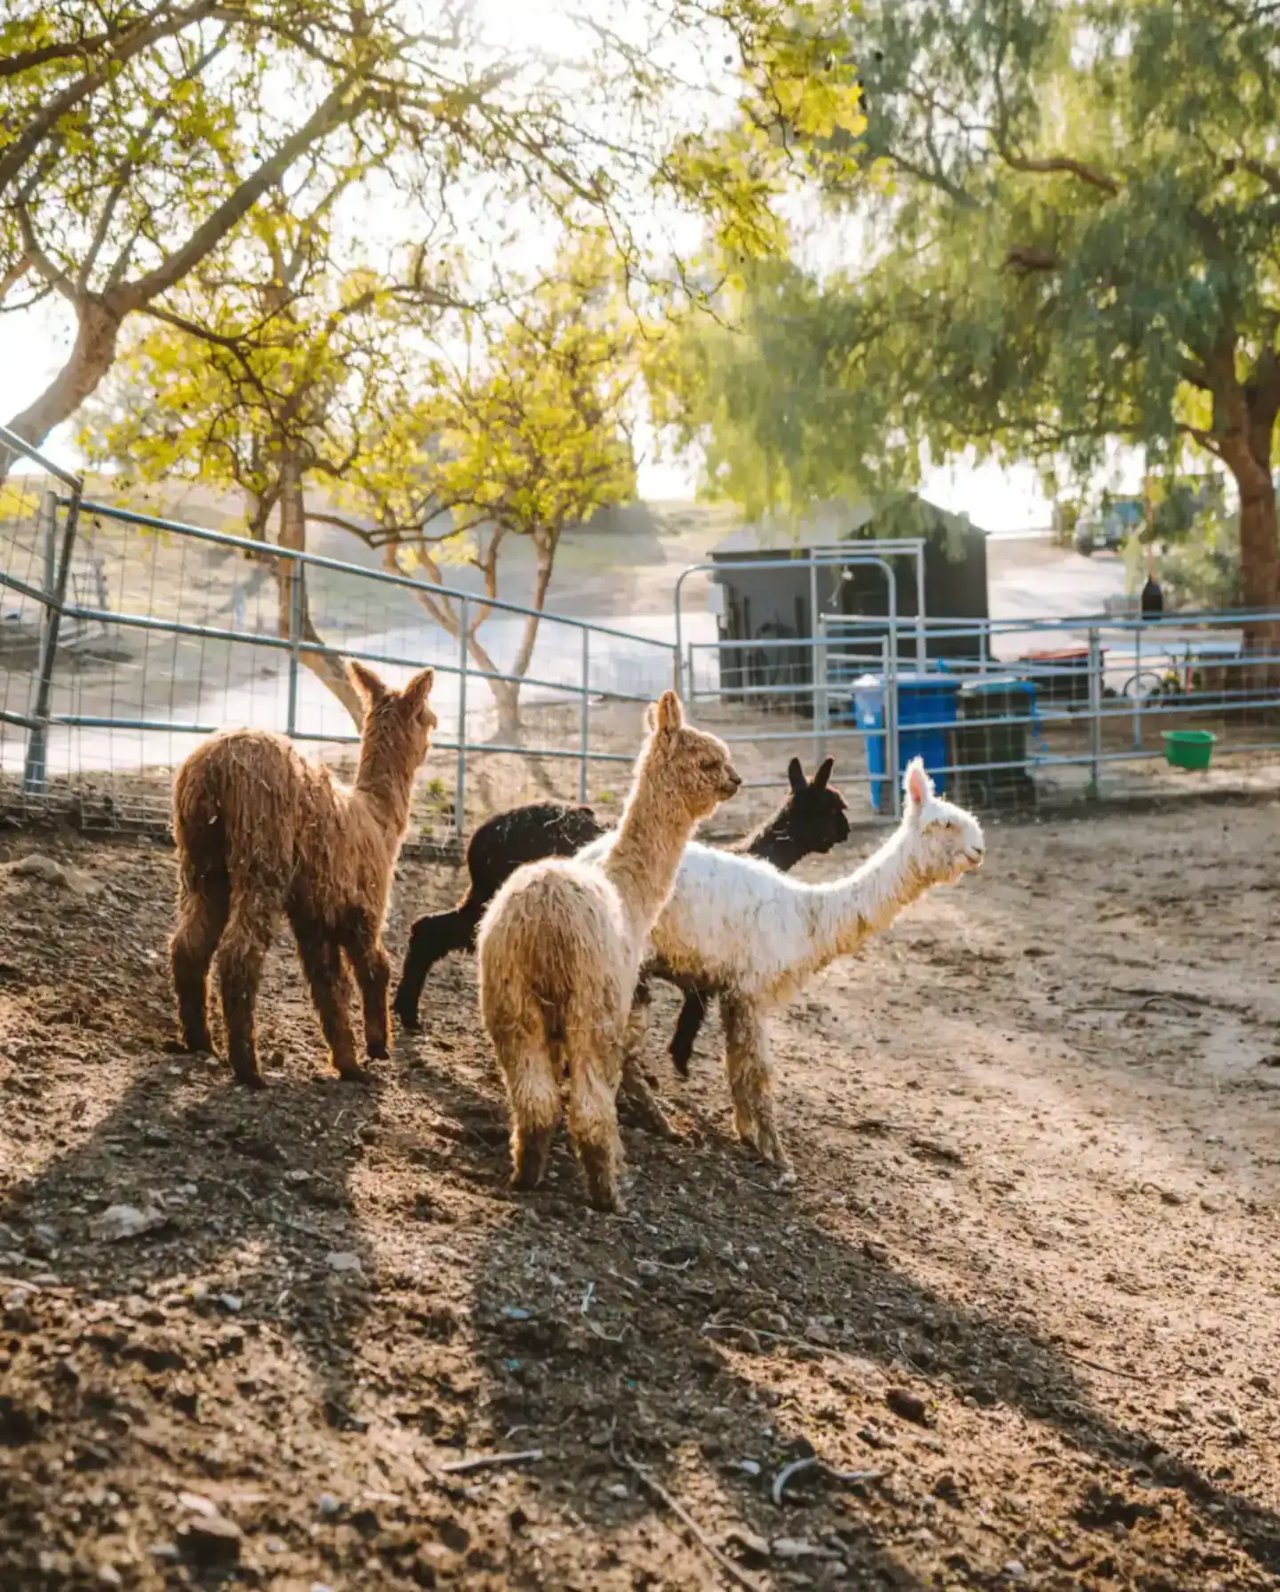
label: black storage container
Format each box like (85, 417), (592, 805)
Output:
(951, 676), (1037, 809)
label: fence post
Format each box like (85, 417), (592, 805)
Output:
(23, 488), (81, 796)
(579, 628), (591, 803)
(454, 597), (469, 840)
(285, 563), (303, 738)
(814, 616), (828, 763)
(886, 630), (901, 819)
(1087, 626), (1102, 797)
(1132, 623), (1143, 751)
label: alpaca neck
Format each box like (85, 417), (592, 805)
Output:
(737, 808), (806, 872)
(601, 767), (694, 931)
(353, 735), (416, 843)
(804, 821), (929, 968)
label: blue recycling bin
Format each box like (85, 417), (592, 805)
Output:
(853, 672), (962, 813)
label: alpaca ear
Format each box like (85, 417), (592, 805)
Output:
(904, 757), (933, 810)
(788, 757), (806, 797)
(348, 659), (388, 706)
(403, 666), (435, 713)
(813, 756), (834, 790)
(655, 690), (684, 734)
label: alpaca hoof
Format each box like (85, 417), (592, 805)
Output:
(392, 1000), (420, 1033)
(366, 1040), (390, 1062)
(336, 1062), (373, 1085)
(589, 1187), (625, 1215)
(671, 1053), (691, 1079)
(168, 1035), (211, 1057)
(234, 1070), (267, 1090)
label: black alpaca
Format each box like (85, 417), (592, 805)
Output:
(392, 801), (605, 1031)
(393, 760), (849, 1064)
(662, 755), (849, 1075)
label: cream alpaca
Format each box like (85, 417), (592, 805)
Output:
(582, 758), (985, 1167)
(477, 691), (740, 1212)
(171, 661), (436, 1086)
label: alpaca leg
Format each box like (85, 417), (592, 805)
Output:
(170, 875), (229, 1053)
(497, 1034), (561, 1191)
(669, 988), (709, 1078)
(293, 924), (363, 1081)
(566, 1051), (625, 1214)
(345, 914), (392, 1061)
(721, 994), (789, 1168)
(217, 894), (279, 1088)
(618, 1002), (674, 1139)
(392, 904), (479, 1031)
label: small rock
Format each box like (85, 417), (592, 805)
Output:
(805, 1319), (834, 1347)
(1004, 1562), (1027, 1581)
(773, 1537), (840, 1561)
(635, 1259), (659, 1278)
(285, 1169), (311, 1184)
(1248, 1373), (1271, 1393)
(501, 1305), (532, 1321)
(607, 1482), (628, 1499)
(219, 1294), (243, 1313)
(91, 1204), (168, 1243)
(885, 1387), (931, 1426)
(178, 1492), (218, 1518)
(317, 1492), (342, 1518)
(738, 1458), (762, 1477)
(97, 1570), (123, 1589)
(148, 1543), (180, 1564)
(177, 1512), (241, 1566)
(28, 1224), (59, 1258)
(748, 1307), (788, 1334)
(933, 1471), (962, 1505)
(325, 1251), (362, 1275)
(6, 854), (67, 887)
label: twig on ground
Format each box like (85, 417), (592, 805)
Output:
(771, 1454), (887, 1506)
(439, 1448), (545, 1475)
(1060, 1347), (1148, 1383)
(581, 1315), (626, 1344)
(617, 1451), (762, 1592)
(701, 1319), (839, 1359)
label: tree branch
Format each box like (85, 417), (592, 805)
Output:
(0, 0), (221, 196)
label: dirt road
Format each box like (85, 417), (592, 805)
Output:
(1, 796), (1278, 1590)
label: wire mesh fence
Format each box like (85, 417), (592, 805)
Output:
(6, 426), (1280, 846)
(680, 603), (1280, 821)
(0, 431), (676, 849)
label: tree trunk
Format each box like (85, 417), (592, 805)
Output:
(2, 296), (124, 482)
(276, 452), (365, 728)
(1219, 396), (1280, 672)
(492, 536), (558, 741)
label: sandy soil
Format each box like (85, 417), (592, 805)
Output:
(1, 797), (1279, 1591)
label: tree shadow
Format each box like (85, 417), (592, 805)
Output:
(396, 1052), (1280, 1590)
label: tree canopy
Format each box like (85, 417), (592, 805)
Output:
(1, 0), (865, 479)
(657, 0), (1280, 633)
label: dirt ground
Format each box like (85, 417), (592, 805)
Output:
(1, 795), (1279, 1592)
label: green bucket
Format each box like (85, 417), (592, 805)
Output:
(1162, 729), (1216, 770)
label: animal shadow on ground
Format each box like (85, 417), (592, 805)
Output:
(397, 1049), (1280, 1591)
(0, 1055), (381, 1453)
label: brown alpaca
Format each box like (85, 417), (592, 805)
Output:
(170, 661), (436, 1087)
(476, 691), (740, 1213)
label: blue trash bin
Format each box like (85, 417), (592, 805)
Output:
(853, 671), (962, 813)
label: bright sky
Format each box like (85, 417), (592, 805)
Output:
(0, 0), (1068, 532)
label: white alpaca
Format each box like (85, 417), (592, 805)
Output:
(579, 758), (985, 1167)
(477, 691), (740, 1212)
